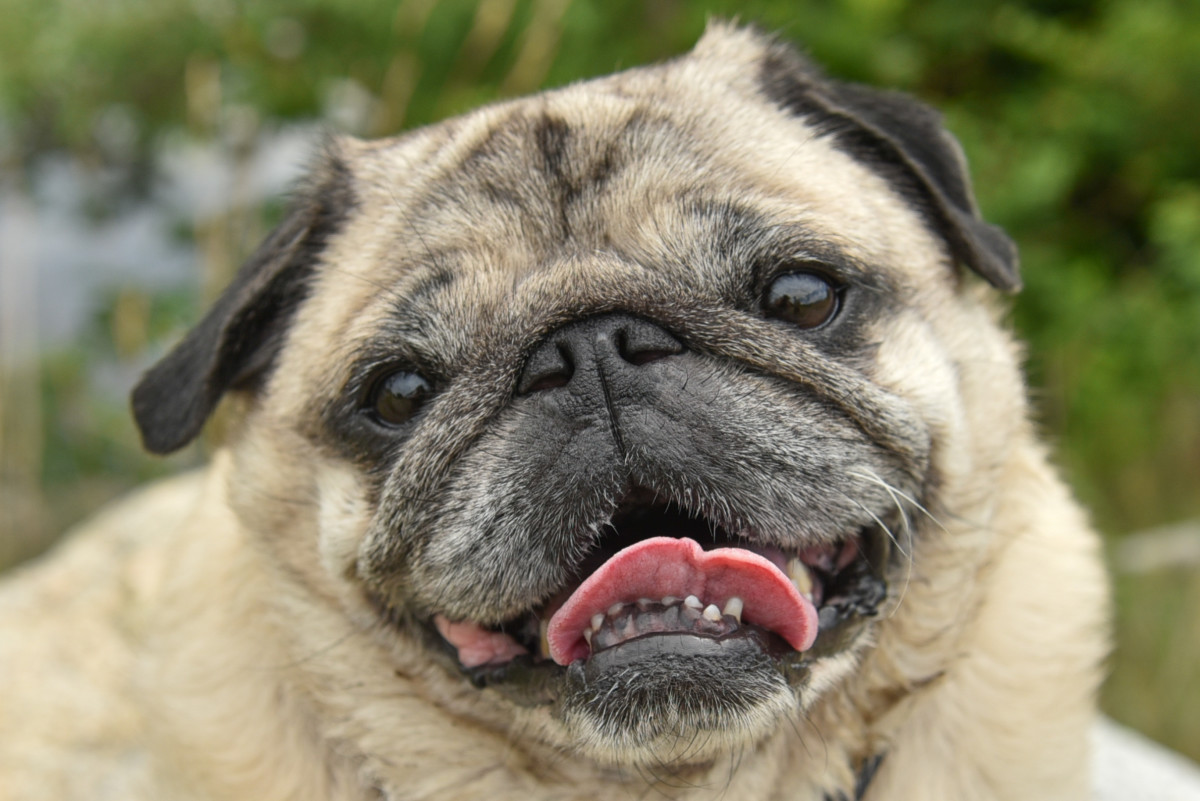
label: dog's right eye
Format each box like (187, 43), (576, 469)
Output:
(763, 271), (841, 329)
(367, 369), (431, 427)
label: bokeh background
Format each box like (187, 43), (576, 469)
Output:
(1, 0), (1198, 760)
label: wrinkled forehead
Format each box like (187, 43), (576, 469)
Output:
(302, 56), (940, 347)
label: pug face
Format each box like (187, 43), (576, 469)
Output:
(132, 24), (1028, 771)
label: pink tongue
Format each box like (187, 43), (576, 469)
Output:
(547, 537), (818, 665)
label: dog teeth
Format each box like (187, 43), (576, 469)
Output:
(787, 557), (814, 599)
(722, 597), (743, 622)
(582, 593), (749, 652)
(539, 617), (550, 658)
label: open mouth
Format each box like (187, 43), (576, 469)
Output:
(427, 488), (891, 695)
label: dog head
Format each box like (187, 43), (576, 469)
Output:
(132, 24), (1024, 769)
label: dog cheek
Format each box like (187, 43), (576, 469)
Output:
(411, 514), (563, 621)
(868, 314), (972, 479)
(315, 463), (374, 583)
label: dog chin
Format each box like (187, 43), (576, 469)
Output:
(558, 634), (797, 764)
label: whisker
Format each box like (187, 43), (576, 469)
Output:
(849, 469), (946, 535)
(857, 473), (916, 557)
(849, 496), (910, 561)
(833, 471), (918, 618)
(840, 493), (912, 617)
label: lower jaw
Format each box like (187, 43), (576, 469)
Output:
(560, 632), (797, 760)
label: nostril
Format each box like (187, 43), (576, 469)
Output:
(517, 341), (574, 394)
(522, 372), (572, 393)
(617, 323), (684, 366)
(622, 346), (677, 366)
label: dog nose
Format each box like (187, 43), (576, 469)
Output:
(516, 315), (684, 395)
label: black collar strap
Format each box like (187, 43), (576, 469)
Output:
(823, 752), (886, 801)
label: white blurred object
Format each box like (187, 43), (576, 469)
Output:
(1113, 521), (1200, 573)
(1094, 717), (1200, 800)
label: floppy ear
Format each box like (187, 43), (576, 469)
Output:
(758, 43), (1021, 292)
(131, 150), (357, 454)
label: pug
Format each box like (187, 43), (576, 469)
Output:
(0, 22), (1108, 801)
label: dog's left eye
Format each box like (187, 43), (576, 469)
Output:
(763, 271), (841, 329)
(368, 370), (431, 426)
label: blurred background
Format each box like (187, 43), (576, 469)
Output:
(1, 0), (1197, 761)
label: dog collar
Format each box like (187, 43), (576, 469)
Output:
(824, 752), (886, 801)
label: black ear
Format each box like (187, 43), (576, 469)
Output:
(758, 43), (1021, 292)
(131, 150), (356, 454)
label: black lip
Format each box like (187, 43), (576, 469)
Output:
(579, 627), (787, 677)
(453, 520), (892, 708)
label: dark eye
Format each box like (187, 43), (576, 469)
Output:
(368, 369), (431, 426)
(763, 271), (840, 329)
